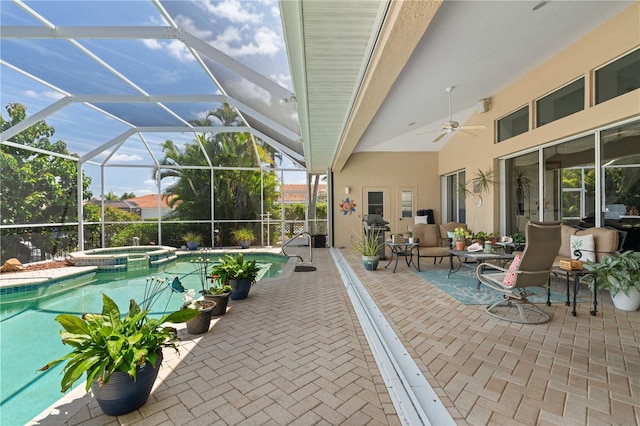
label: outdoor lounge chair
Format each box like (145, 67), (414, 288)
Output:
(476, 221), (562, 324)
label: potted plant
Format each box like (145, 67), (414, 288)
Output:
(352, 229), (385, 271)
(203, 275), (232, 316)
(211, 253), (261, 300)
(231, 228), (255, 249)
(38, 278), (199, 416)
(182, 289), (216, 334)
(473, 231), (488, 244)
(407, 230), (414, 244)
(182, 231), (203, 250)
(453, 227), (471, 251)
(583, 250), (640, 311)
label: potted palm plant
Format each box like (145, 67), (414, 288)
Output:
(583, 250), (640, 311)
(352, 229), (385, 271)
(231, 228), (255, 249)
(38, 278), (199, 416)
(211, 253), (261, 300)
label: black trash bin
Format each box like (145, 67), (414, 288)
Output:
(312, 234), (326, 248)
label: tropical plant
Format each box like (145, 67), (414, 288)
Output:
(39, 288), (198, 393)
(583, 250), (640, 297)
(231, 228), (255, 244)
(512, 232), (526, 244)
(210, 253), (261, 282)
(182, 232), (203, 244)
(453, 227), (471, 242)
(474, 231), (489, 242)
(155, 103), (280, 246)
(352, 229), (385, 257)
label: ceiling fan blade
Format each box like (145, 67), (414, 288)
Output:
(460, 124), (486, 130)
(416, 129), (439, 136)
(459, 129), (477, 137)
(433, 132), (447, 143)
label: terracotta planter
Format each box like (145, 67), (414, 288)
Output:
(455, 241), (466, 251)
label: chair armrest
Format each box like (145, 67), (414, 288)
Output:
(477, 262), (510, 274)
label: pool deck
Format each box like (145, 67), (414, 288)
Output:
(21, 246), (640, 425)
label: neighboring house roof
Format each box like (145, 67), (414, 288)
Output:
(125, 194), (173, 209)
(278, 184), (327, 203)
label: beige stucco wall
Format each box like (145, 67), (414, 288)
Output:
(332, 3), (639, 249)
(332, 151), (439, 249)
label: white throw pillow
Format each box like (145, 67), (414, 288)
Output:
(570, 234), (596, 262)
(415, 216), (429, 224)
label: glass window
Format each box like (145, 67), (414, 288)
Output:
(443, 171), (466, 223)
(505, 152), (539, 234)
(497, 106), (529, 142)
(542, 135), (595, 224)
(595, 48), (640, 104)
(401, 191), (413, 218)
(367, 191), (384, 216)
(601, 121), (640, 233)
(536, 78), (585, 127)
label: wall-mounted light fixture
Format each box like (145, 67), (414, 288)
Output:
(345, 186), (350, 195)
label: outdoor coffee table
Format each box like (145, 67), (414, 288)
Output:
(385, 241), (420, 273)
(552, 267), (598, 317)
(448, 249), (515, 290)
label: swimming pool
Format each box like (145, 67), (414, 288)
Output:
(0, 254), (287, 426)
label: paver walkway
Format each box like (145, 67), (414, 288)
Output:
(29, 246), (640, 425)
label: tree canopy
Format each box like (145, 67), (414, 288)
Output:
(156, 103), (280, 245)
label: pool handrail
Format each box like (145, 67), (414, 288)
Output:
(282, 231), (313, 264)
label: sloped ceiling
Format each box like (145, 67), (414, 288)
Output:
(282, 0), (635, 174)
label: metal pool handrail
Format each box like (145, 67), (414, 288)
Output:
(281, 231), (313, 264)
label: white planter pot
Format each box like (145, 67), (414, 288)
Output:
(408, 237), (414, 244)
(611, 287), (640, 311)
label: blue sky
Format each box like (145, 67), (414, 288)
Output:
(0, 0), (302, 198)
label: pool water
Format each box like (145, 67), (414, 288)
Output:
(0, 255), (286, 426)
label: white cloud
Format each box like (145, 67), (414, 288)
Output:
(142, 38), (194, 63)
(200, 0), (262, 24)
(25, 89), (65, 100)
(271, 6), (280, 18)
(94, 151), (143, 163)
(213, 26), (281, 57)
(174, 15), (214, 40)
(135, 189), (153, 196)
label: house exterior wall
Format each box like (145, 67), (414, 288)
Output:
(332, 3), (639, 249)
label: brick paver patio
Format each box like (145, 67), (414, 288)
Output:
(30, 246), (639, 425)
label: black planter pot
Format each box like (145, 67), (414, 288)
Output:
(229, 278), (252, 300)
(203, 292), (231, 316)
(186, 301), (215, 334)
(91, 351), (163, 416)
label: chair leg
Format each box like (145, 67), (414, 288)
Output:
(485, 298), (551, 324)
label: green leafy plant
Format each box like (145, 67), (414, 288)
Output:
(474, 231), (489, 241)
(182, 232), (203, 244)
(352, 230), (385, 257)
(39, 292), (198, 392)
(583, 250), (640, 297)
(453, 227), (471, 242)
(231, 228), (255, 244)
(205, 272), (233, 294)
(512, 232), (526, 244)
(210, 253), (261, 283)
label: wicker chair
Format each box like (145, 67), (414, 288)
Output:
(476, 221), (562, 324)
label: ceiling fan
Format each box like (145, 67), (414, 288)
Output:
(419, 86), (486, 143)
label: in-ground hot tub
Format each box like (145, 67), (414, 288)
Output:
(69, 245), (177, 272)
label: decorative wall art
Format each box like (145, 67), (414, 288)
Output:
(339, 198), (357, 215)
